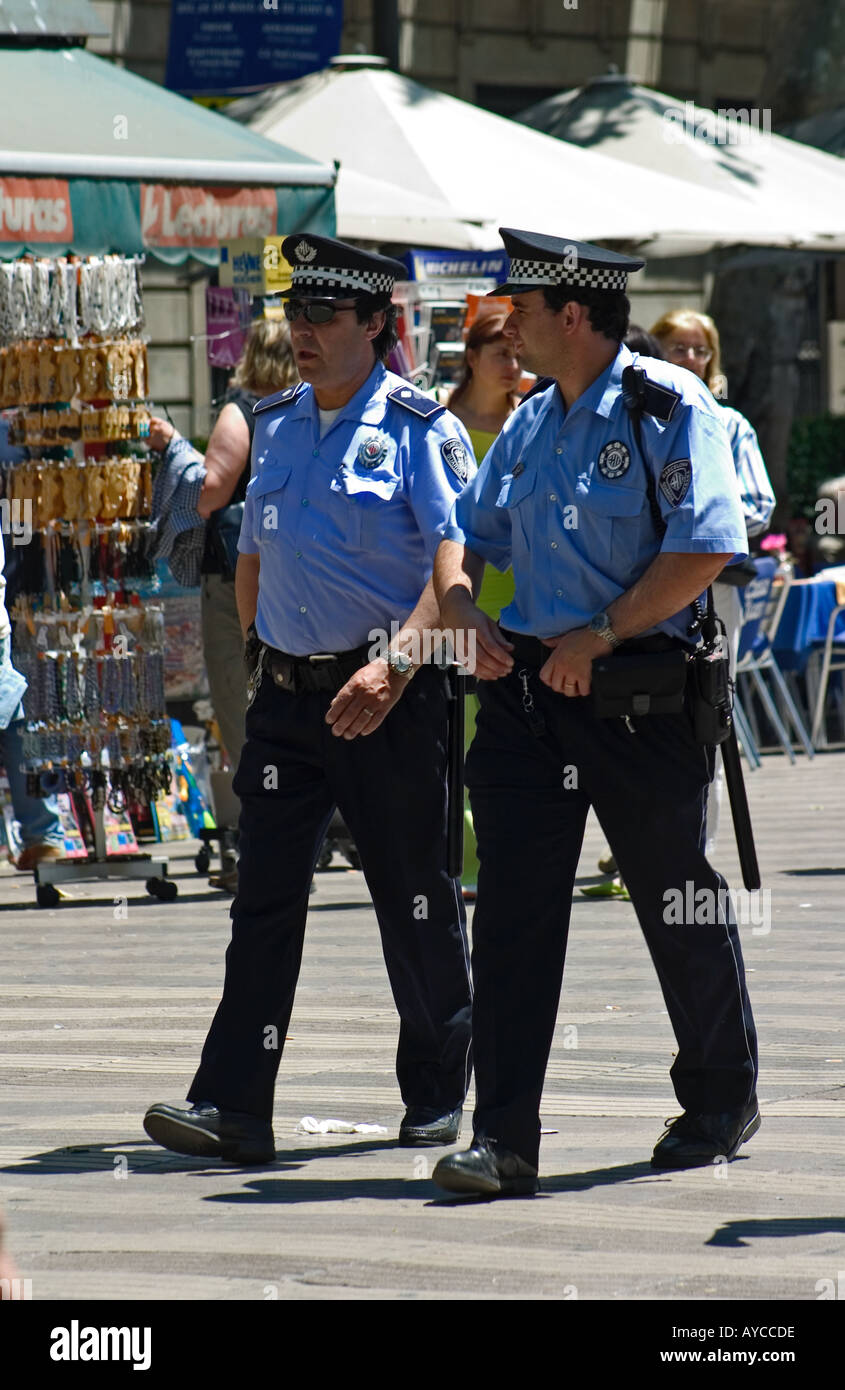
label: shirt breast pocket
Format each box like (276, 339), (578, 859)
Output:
(250, 462), (292, 545)
(334, 469), (401, 549)
(578, 479), (648, 550)
(495, 466), (537, 554)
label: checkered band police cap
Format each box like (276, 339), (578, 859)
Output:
(281, 233), (407, 299)
(492, 227), (645, 297)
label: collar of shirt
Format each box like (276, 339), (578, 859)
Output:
(304, 361), (390, 442)
(561, 341), (632, 424)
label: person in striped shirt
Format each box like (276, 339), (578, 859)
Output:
(651, 309), (775, 853)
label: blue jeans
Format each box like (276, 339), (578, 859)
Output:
(0, 719), (63, 848)
(0, 635), (62, 848)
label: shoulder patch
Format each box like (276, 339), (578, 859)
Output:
(658, 458), (692, 507)
(441, 437), (470, 483)
(387, 385), (445, 421)
(253, 383), (305, 415)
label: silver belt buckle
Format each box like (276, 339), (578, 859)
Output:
(307, 653), (337, 664)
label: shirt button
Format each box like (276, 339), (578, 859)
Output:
(312, 449), (319, 457)
(555, 448), (562, 455)
(549, 493), (557, 502)
(295, 550), (302, 559)
(550, 541), (558, 549)
(299, 605), (307, 614)
(301, 498), (309, 507)
(555, 588), (563, 597)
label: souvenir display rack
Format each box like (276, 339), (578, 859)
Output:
(0, 254), (177, 905)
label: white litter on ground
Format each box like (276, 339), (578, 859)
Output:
(296, 1116), (389, 1135)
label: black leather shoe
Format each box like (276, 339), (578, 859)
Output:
(398, 1106), (462, 1147)
(651, 1099), (760, 1169)
(432, 1137), (539, 1197)
(143, 1102), (275, 1164)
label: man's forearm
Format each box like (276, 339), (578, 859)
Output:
(607, 552), (734, 642)
(235, 554), (259, 638)
(433, 539), (485, 621)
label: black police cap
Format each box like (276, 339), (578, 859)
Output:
(493, 227), (644, 295)
(281, 233), (407, 299)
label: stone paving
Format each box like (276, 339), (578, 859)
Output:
(1, 748), (843, 1302)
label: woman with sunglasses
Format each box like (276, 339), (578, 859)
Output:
(651, 309), (775, 853)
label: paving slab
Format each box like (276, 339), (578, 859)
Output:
(1, 748), (843, 1308)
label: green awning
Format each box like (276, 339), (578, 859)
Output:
(0, 47), (336, 262)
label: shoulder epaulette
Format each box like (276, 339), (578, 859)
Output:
(387, 385), (445, 420)
(640, 376), (681, 422)
(621, 365), (680, 423)
(517, 376), (556, 408)
(253, 383), (305, 415)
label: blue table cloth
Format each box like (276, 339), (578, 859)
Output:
(772, 572), (845, 673)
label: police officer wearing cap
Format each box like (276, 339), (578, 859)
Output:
(144, 235), (475, 1163)
(431, 228), (760, 1197)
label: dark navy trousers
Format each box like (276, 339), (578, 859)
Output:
(188, 664), (472, 1122)
(466, 663), (759, 1169)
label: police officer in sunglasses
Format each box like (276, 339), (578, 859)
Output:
(144, 235), (475, 1164)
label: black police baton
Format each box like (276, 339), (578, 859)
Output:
(446, 665), (466, 880)
(722, 723), (761, 891)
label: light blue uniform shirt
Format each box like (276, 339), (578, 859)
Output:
(239, 361), (475, 654)
(444, 344), (747, 645)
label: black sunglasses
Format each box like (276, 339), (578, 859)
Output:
(283, 299), (359, 324)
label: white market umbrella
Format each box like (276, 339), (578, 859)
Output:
(336, 168), (493, 249)
(226, 63), (816, 257)
(518, 73), (845, 252)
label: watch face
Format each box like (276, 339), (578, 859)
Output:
(391, 652), (412, 673)
(590, 613), (610, 632)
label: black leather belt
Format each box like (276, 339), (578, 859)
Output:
(261, 640), (372, 695)
(500, 626), (688, 668)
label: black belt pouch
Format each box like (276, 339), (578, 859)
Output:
(591, 649), (689, 718)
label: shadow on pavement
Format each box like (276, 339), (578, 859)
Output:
(204, 1175), (423, 1204)
(707, 1216), (845, 1247)
(782, 866), (845, 876)
(0, 1135), (405, 1178)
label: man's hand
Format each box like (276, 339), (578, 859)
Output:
(325, 658), (407, 739)
(539, 628), (610, 695)
(440, 591), (514, 681)
(148, 416), (177, 453)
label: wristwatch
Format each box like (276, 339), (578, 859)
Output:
(588, 611), (621, 649)
(387, 648), (415, 678)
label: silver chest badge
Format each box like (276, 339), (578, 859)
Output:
(597, 440), (631, 479)
(357, 433), (389, 469)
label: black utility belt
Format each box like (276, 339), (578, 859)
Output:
(260, 640), (372, 695)
(503, 627), (685, 670)
(503, 628), (731, 745)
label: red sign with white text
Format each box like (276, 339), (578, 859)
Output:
(0, 178), (72, 241)
(140, 185), (277, 247)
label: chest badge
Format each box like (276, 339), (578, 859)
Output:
(441, 437), (470, 483)
(357, 433), (389, 469)
(597, 440), (631, 480)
